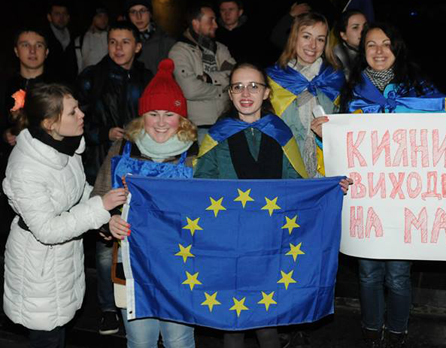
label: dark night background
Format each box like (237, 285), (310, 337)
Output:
(1, 0), (446, 92)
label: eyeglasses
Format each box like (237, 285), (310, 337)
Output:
(229, 82), (266, 94)
(128, 8), (149, 16)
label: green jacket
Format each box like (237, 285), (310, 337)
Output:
(194, 127), (301, 179)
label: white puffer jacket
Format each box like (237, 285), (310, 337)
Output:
(2, 129), (110, 331)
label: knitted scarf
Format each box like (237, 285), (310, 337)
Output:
(364, 67), (395, 92)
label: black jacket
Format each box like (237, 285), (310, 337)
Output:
(44, 26), (78, 87)
(138, 26), (176, 76)
(76, 55), (153, 184)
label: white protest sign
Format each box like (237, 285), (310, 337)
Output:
(324, 113), (446, 260)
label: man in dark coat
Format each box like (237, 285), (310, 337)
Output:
(125, 0), (176, 76)
(45, 1), (78, 86)
(76, 21), (152, 186)
(0, 27), (54, 233)
(75, 20), (152, 336)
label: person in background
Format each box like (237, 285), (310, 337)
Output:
(45, 0), (78, 86)
(333, 9), (367, 80)
(312, 22), (446, 348)
(1, 28), (51, 150)
(270, 2), (312, 51)
(2, 83), (127, 348)
(76, 20), (152, 336)
(169, 2), (236, 144)
(75, 2), (109, 73)
(267, 11), (344, 179)
(94, 58), (197, 348)
(215, 0), (257, 65)
(125, 0), (176, 76)
(0, 28), (54, 232)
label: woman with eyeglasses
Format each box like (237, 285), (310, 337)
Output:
(194, 62), (351, 348)
(266, 11), (345, 178)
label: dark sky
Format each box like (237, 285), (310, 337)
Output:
(1, 0), (446, 90)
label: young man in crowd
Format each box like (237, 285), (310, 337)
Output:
(125, 0), (176, 76)
(168, 2), (235, 143)
(76, 21), (152, 335)
(45, 1), (78, 85)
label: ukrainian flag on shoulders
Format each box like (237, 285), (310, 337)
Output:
(121, 175), (345, 330)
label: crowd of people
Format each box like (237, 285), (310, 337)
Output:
(0, 1), (443, 348)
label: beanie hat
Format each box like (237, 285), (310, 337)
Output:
(139, 59), (187, 117)
(125, 0), (152, 13)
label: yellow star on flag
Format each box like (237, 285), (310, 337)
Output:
(234, 188), (254, 208)
(261, 197), (281, 216)
(175, 244), (195, 263)
(282, 215), (300, 234)
(277, 270), (297, 290)
(206, 197), (226, 217)
(258, 291), (277, 311)
(182, 271), (202, 290)
(182, 217), (203, 236)
(286, 242), (305, 262)
(201, 292), (221, 312)
(230, 297), (249, 317)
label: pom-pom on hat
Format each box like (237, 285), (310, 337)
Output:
(139, 59), (187, 117)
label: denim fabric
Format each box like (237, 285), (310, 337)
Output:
(96, 239), (116, 312)
(121, 310), (195, 348)
(358, 259), (412, 333)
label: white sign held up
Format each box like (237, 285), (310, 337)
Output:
(324, 113), (446, 260)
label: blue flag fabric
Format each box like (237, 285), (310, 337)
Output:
(122, 176), (345, 330)
(266, 63), (345, 103)
(347, 73), (446, 113)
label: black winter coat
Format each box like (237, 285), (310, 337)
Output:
(76, 55), (152, 184)
(44, 26), (78, 87)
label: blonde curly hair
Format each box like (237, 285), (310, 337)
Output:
(125, 114), (197, 143)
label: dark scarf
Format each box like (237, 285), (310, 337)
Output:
(188, 27), (217, 54)
(364, 67), (395, 92)
(227, 128), (283, 179)
(28, 127), (82, 157)
(140, 23), (156, 42)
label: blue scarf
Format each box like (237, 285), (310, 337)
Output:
(209, 114), (293, 147)
(348, 72), (446, 113)
(266, 63), (345, 102)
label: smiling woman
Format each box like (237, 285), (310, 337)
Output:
(91, 58), (197, 348)
(266, 11), (345, 178)
(194, 62), (307, 347)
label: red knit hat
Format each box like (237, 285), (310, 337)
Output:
(138, 59), (187, 117)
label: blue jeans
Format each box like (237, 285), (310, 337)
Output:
(358, 259), (412, 333)
(96, 238), (116, 312)
(121, 310), (195, 348)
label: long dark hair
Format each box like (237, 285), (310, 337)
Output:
(334, 9), (366, 42)
(220, 62), (274, 120)
(340, 22), (433, 112)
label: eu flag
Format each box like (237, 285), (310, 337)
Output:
(121, 176), (345, 330)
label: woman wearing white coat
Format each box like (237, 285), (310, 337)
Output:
(2, 83), (127, 348)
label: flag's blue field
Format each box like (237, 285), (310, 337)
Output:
(122, 176), (345, 330)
